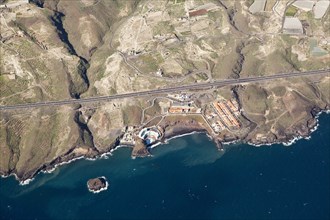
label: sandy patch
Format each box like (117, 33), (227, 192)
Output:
(80, 0), (99, 7)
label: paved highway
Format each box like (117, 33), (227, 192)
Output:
(1, 69), (329, 111)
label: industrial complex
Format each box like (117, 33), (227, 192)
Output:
(119, 94), (243, 153)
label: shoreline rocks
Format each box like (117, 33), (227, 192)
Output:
(2, 110), (329, 185)
(131, 138), (151, 158)
(87, 177), (108, 193)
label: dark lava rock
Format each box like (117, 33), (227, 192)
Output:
(87, 177), (108, 193)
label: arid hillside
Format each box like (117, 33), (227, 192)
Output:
(0, 0), (329, 182)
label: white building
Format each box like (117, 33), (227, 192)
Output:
(283, 17), (303, 35)
(138, 127), (161, 146)
(249, 0), (267, 14)
(314, 1), (330, 19)
(292, 0), (315, 12)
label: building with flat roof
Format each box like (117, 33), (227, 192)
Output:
(292, 0), (315, 12)
(248, 0), (267, 14)
(283, 17), (303, 35)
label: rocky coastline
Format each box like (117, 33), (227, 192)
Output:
(1, 109), (329, 185)
(0, 139), (119, 185)
(131, 138), (151, 158)
(0, 0), (329, 188)
(245, 108), (329, 147)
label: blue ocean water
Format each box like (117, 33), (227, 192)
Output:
(1, 114), (329, 220)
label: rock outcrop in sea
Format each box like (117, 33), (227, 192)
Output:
(87, 177), (108, 193)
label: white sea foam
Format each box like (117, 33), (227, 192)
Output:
(248, 135), (309, 148)
(39, 146), (132, 178)
(282, 110), (329, 146)
(144, 131), (206, 155)
(223, 139), (240, 146)
(2, 152), (110, 186)
(149, 142), (162, 149)
(164, 131), (203, 143)
(282, 136), (302, 146)
(19, 177), (35, 186)
(39, 156), (86, 175)
(0, 173), (35, 186)
(247, 110), (329, 147)
(87, 176), (109, 194)
(2, 110), (328, 185)
(206, 133), (214, 141)
(41, 167), (56, 174)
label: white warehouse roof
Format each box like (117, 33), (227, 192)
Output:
(283, 17), (303, 34)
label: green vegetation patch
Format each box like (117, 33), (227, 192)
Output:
(168, 4), (186, 18)
(265, 48), (300, 74)
(15, 111), (72, 173)
(25, 59), (50, 79)
(144, 101), (161, 119)
(144, 116), (163, 127)
(213, 87), (233, 100)
(318, 78), (330, 103)
(15, 40), (40, 58)
(271, 86), (286, 97)
(0, 125), (11, 173)
(276, 111), (295, 128)
(241, 85), (268, 114)
(195, 72), (209, 81)
(176, 0), (185, 3)
(285, 6), (298, 17)
(133, 52), (164, 74)
(152, 21), (174, 36)
(5, 118), (22, 171)
(240, 47), (265, 77)
(294, 83), (320, 101)
(122, 105), (142, 125)
(280, 35), (298, 45)
(0, 76), (30, 102)
(207, 10), (223, 23)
